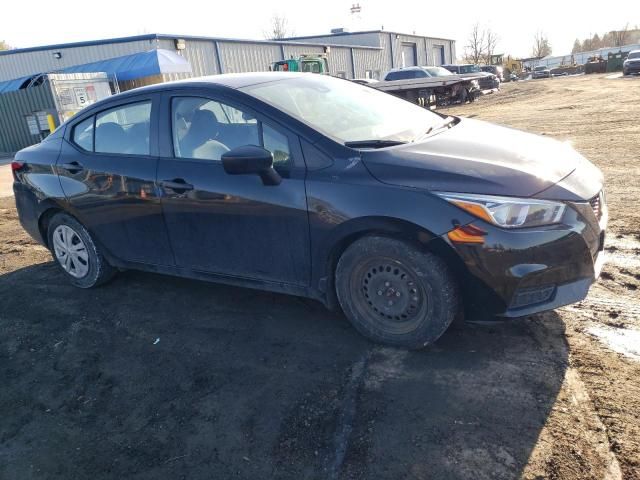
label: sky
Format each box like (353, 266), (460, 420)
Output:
(1, 0), (639, 58)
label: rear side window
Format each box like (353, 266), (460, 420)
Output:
(386, 71), (411, 81)
(95, 102), (152, 155)
(72, 116), (94, 152)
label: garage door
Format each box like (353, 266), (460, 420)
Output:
(433, 45), (445, 65)
(401, 43), (417, 67)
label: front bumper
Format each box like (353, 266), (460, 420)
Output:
(445, 194), (607, 318)
(624, 63), (640, 74)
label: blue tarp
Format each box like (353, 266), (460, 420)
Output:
(0, 75), (33, 94)
(0, 49), (192, 93)
(61, 49), (192, 81)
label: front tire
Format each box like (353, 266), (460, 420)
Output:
(47, 213), (116, 288)
(335, 236), (459, 349)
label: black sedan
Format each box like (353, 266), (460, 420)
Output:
(12, 73), (607, 348)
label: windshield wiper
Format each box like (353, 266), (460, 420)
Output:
(420, 116), (456, 139)
(344, 139), (408, 148)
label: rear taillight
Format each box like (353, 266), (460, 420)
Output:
(11, 161), (24, 172)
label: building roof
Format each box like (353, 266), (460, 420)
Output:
(0, 32), (382, 58)
(282, 29), (456, 43)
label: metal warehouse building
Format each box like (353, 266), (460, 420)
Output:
(0, 30), (456, 152)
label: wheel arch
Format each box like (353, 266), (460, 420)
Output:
(37, 203), (66, 248)
(317, 216), (468, 310)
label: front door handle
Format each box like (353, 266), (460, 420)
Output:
(160, 179), (194, 192)
(60, 161), (83, 173)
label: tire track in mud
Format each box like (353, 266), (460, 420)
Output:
(525, 319), (623, 480)
(326, 353), (369, 480)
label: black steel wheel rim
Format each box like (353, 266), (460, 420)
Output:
(352, 257), (428, 334)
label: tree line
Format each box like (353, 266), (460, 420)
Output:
(572, 24), (640, 53)
(464, 23), (552, 63)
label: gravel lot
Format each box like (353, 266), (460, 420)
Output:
(1, 73), (639, 479)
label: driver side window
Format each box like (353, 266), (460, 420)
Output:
(171, 97), (292, 168)
(172, 97), (258, 161)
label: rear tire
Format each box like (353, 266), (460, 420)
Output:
(47, 213), (116, 288)
(335, 236), (459, 349)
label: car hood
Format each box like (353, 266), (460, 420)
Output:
(362, 118), (589, 197)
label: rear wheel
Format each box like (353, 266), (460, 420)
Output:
(47, 213), (116, 288)
(335, 236), (459, 349)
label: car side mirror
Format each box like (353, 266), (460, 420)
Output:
(221, 145), (282, 186)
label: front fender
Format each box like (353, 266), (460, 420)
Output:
(305, 158), (475, 292)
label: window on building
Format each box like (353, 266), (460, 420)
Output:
(364, 70), (380, 80)
(335, 72), (347, 79)
(72, 116), (94, 152)
(95, 102), (152, 155)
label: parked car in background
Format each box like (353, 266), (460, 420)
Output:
(532, 65), (551, 79)
(480, 65), (504, 82)
(442, 64), (500, 90)
(13, 72), (607, 349)
(383, 66), (454, 81)
(377, 66), (479, 106)
(623, 50), (640, 76)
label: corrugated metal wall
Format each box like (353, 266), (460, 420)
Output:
(158, 38), (219, 77)
(352, 47), (387, 78)
(219, 42), (283, 73)
(287, 32), (456, 71)
(283, 44), (323, 58)
(327, 48), (353, 77)
(0, 39), (159, 82)
(0, 85), (56, 153)
(286, 32), (382, 47)
(0, 32), (455, 84)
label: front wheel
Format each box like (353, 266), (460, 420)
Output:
(48, 213), (116, 288)
(335, 236), (459, 349)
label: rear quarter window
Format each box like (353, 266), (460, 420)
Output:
(72, 116), (94, 152)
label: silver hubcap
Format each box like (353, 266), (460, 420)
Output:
(52, 225), (89, 278)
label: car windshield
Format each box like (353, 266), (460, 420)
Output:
(534, 66), (547, 71)
(459, 65), (480, 74)
(241, 75), (443, 144)
(424, 67), (453, 77)
(628, 52), (640, 59)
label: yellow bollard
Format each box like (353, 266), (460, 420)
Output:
(46, 114), (56, 133)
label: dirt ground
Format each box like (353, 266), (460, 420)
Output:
(1, 73), (639, 479)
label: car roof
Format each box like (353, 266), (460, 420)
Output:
(386, 66), (424, 72)
(63, 72), (315, 122)
(108, 72), (303, 99)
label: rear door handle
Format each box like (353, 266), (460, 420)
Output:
(160, 179), (194, 191)
(60, 161), (83, 173)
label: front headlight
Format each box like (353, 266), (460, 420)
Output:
(435, 192), (566, 228)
